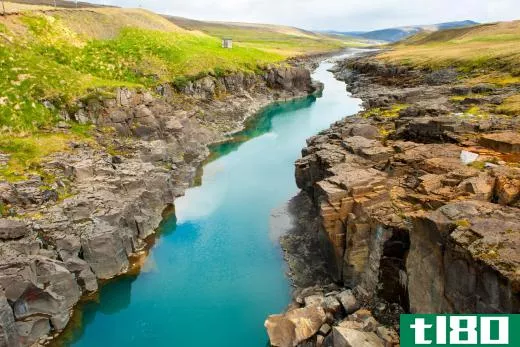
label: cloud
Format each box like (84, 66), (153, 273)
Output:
(89, 0), (519, 31)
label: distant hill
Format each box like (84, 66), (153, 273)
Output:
(166, 16), (368, 56)
(331, 20), (479, 42)
(377, 20), (520, 75)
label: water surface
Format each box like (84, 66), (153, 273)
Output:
(65, 50), (363, 347)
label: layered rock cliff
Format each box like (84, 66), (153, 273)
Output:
(0, 66), (316, 346)
(296, 57), (520, 314)
(268, 55), (519, 347)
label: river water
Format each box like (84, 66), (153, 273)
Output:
(64, 50), (363, 347)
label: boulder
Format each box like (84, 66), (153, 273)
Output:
(265, 305), (327, 347)
(0, 219), (28, 240)
(12, 258), (80, 332)
(333, 327), (384, 347)
(322, 296), (342, 315)
(81, 222), (130, 279)
(337, 290), (359, 314)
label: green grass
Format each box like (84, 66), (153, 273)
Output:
(361, 104), (409, 119)
(0, 129), (93, 182)
(496, 94), (520, 115)
(0, 12), (287, 131)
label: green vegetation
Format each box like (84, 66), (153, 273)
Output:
(0, 127), (92, 182)
(455, 219), (472, 228)
(361, 104), (409, 119)
(0, 7), (362, 181)
(0, 10), (289, 131)
(0, 7), (366, 132)
(497, 94), (520, 115)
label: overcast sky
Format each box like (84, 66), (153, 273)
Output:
(88, 0), (519, 31)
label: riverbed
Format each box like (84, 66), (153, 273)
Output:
(64, 50), (363, 347)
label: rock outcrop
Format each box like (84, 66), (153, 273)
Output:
(0, 65), (316, 346)
(268, 54), (520, 347)
(293, 55), (520, 319)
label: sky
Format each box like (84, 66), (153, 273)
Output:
(86, 0), (519, 31)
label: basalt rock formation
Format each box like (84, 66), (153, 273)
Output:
(0, 66), (316, 346)
(271, 56), (520, 347)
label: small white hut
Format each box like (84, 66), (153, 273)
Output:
(222, 37), (233, 49)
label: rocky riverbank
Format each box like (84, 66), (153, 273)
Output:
(0, 65), (319, 346)
(268, 54), (520, 347)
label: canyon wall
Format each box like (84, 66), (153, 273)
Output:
(0, 66), (316, 346)
(295, 58), (520, 317)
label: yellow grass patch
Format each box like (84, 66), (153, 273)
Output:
(377, 21), (520, 73)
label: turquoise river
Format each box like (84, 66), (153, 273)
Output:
(64, 50), (363, 347)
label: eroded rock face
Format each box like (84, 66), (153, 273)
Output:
(0, 65), (317, 345)
(0, 220), (28, 241)
(292, 55), (520, 320)
(0, 290), (18, 347)
(409, 201), (520, 313)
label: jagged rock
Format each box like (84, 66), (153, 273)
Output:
(0, 290), (19, 347)
(348, 124), (379, 140)
(409, 201), (520, 313)
(493, 170), (520, 205)
(0, 219), (28, 240)
(319, 323), (331, 335)
(333, 327), (384, 347)
(80, 222), (130, 279)
(337, 290), (359, 314)
(16, 317), (50, 347)
(322, 296), (342, 315)
(471, 83), (495, 94)
(265, 305), (327, 347)
(304, 295), (326, 307)
(458, 174), (495, 201)
(451, 86), (470, 95)
(424, 68), (458, 85)
(165, 118), (184, 132)
(12, 257), (80, 332)
(63, 257), (98, 293)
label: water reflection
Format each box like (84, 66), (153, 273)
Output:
(208, 94), (318, 161)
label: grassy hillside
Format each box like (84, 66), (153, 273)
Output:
(0, 7), (286, 131)
(0, 5), (362, 133)
(166, 16), (364, 56)
(378, 20), (520, 77)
